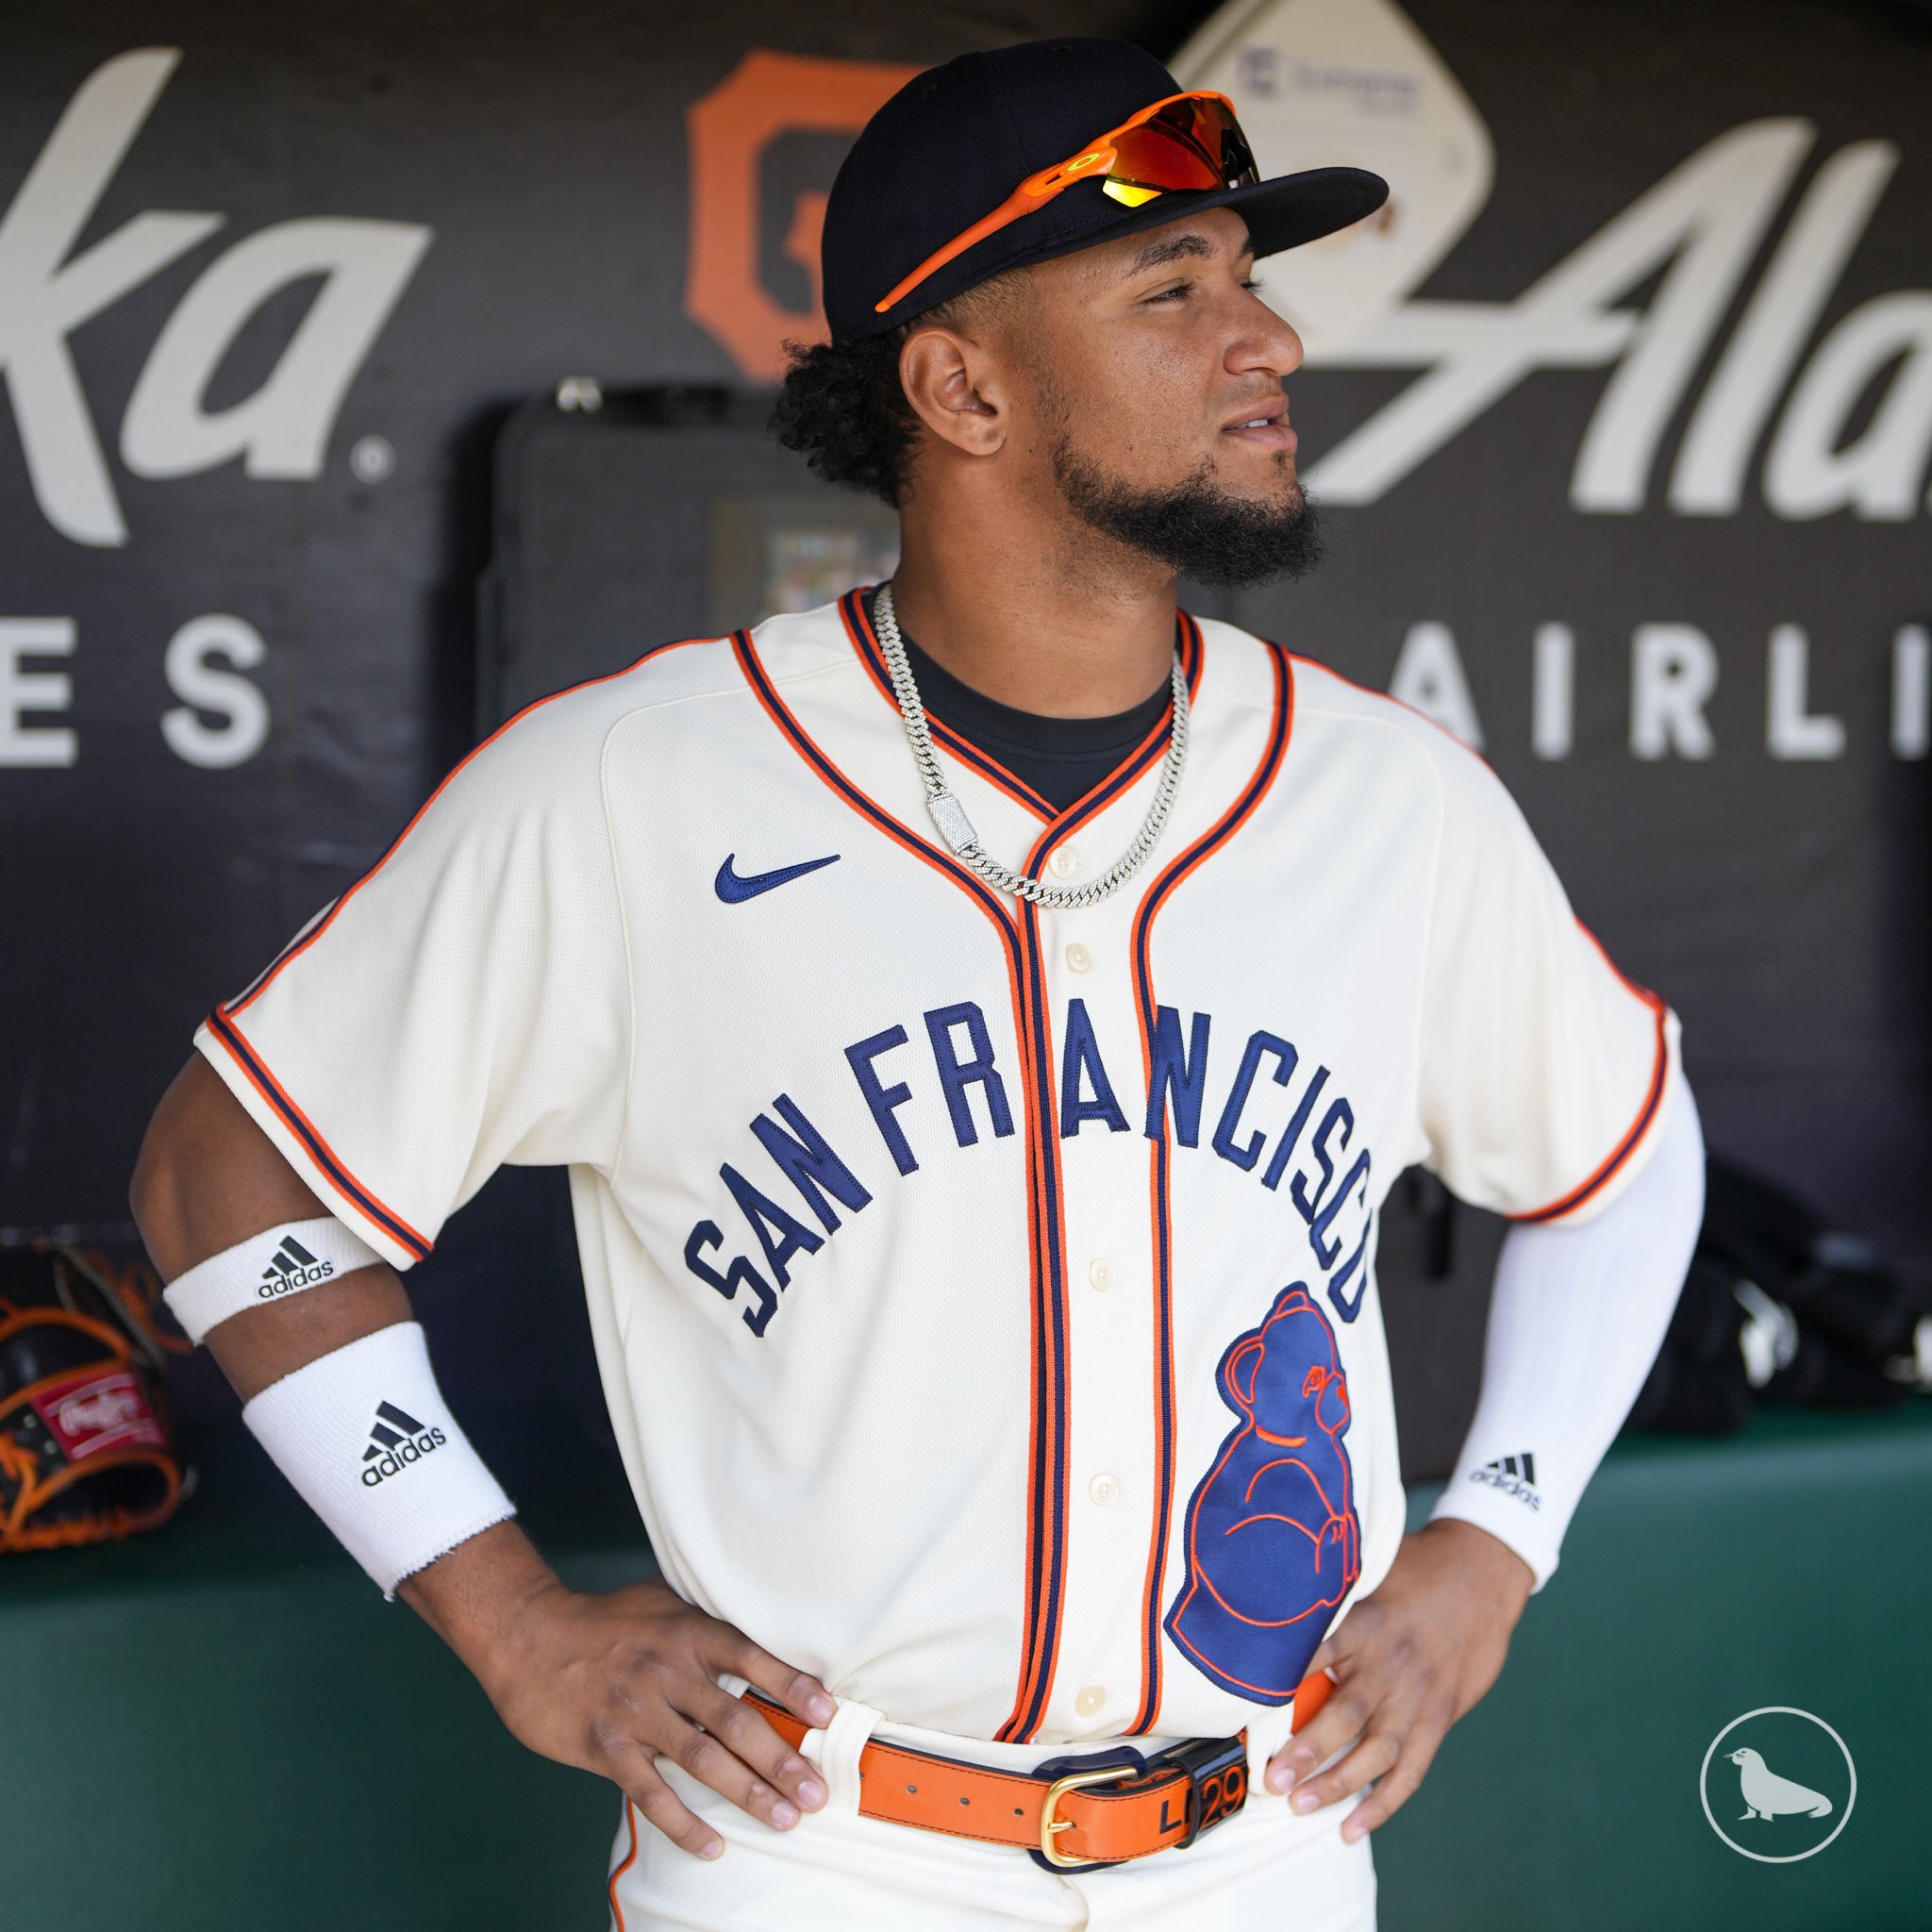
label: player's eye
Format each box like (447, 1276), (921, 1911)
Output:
(1241, 275), (1265, 293)
(1146, 279), (1194, 305)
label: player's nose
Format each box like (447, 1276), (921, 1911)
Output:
(1227, 296), (1303, 382)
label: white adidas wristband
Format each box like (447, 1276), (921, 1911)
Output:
(164, 1217), (383, 1344)
(242, 1321), (515, 1598)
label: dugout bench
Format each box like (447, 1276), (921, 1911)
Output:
(1, 1399), (1925, 1932)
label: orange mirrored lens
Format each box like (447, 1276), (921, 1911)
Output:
(1107, 98), (1257, 192)
(874, 91), (1260, 316)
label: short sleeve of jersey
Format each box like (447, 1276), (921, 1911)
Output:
(194, 691), (633, 1270)
(1414, 741), (1683, 1228)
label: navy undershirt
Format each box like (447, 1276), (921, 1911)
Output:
(862, 585), (1173, 815)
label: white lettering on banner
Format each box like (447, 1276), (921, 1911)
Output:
(0, 49), (432, 548)
(1388, 621), (1483, 749)
(1532, 624), (1574, 762)
(1766, 625), (1845, 761)
(1304, 122), (1929, 520)
(161, 615), (270, 769)
(4, 613), (1918, 768)
(123, 219), (431, 485)
(1763, 293), (1932, 522)
(0, 618), (77, 767)
(1671, 142), (1900, 515)
(1630, 625), (1719, 760)
(0, 612), (272, 769)
(1893, 627), (1930, 758)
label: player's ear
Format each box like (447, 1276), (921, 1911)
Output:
(898, 324), (1008, 458)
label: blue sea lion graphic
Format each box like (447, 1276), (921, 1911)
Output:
(1166, 1282), (1360, 1703)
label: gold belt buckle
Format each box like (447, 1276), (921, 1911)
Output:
(1038, 1764), (1131, 1870)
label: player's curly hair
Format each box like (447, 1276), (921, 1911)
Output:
(770, 328), (918, 508)
(770, 275), (1024, 509)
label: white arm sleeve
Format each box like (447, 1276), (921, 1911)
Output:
(1425, 1074), (1707, 1592)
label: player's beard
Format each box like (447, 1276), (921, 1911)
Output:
(1042, 401), (1326, 591)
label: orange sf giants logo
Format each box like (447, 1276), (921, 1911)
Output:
(685, 51), (920, 381)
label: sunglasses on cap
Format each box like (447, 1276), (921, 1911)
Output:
(874, 90), (1261, 317)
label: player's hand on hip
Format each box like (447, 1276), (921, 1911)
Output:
(1263, 1518), (1534, 1843)
(478, 1574), (838, 1859)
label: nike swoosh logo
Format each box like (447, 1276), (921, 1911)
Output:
(714, 852), (841, 904)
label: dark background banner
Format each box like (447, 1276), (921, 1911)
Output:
(4, 0), (1927, 1469)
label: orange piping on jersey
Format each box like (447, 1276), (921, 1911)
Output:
(1506, 987), (1671, 1224)
(748, 614), (1191, 1748)
(1573, 914), (1670, 1008)
(841, 590), (1207, 832)
(205, 1008), (432, 1260)
(992, 618), (1207, 1744)
(1023, 610), (1206, 831)
(1284, 649), (1677, 1225)
(225, 633), (724, 1021)
(608, 1799), (639, 1928)
(732, 630), (1065, 1740)
(1126, 641), (1294, 1737)
(840, 589), (1057, 822)
(1029, 612), (1207, 835)
(1280, 649), (1670, 1029)
(997, 907), (1068, 1743)
(1283, 646), (1496, 759)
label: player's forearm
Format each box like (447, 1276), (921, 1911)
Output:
(1428, 1076), (1707, 1590)
(396, 1517), (566, 1685)
(134, 1050), (517, 1606)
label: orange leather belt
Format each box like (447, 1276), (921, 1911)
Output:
(743, 1670), (1333, 1872)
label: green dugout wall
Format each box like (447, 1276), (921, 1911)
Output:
(3, 1401), (1924, 1931)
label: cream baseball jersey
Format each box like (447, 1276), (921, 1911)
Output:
(196, 590), (1681, 1749)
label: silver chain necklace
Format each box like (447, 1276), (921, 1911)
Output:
(870, 580), (1190, 909)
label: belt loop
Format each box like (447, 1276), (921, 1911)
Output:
(807, 1693), (884, 1820)
(1244, 1669), (1341, 1786)
(1245, 1707), (1296, 1787)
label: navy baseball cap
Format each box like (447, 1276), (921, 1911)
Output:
(821, 37), (1389, 341)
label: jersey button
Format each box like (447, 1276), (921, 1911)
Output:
(1088, 1257), (1115, 1291)
(1049, 846), (1080, 879)
(1074, 1685), (1107, 1718)
(1088, 1473), (1121, 1507)
(1065, 942), (1092, 974)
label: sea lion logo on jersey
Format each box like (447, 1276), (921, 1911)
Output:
(1165, 1283), (1360, 1704)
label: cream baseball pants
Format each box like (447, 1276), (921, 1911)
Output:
(607, 1689), (1376, 1930)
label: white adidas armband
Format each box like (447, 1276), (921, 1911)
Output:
(242, 1321), (515, 1598)
(164, 1217), (384, 1345)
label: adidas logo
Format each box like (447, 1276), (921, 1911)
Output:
(358, 1399), (447, 1488)
(1469, 1452), (1541, 1510)
(257, 1234), (337, 1299)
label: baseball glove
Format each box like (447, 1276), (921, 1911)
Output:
(0, 1241), (188, 1555)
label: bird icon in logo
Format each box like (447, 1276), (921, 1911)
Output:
(1727, 1746), (1834, 1821)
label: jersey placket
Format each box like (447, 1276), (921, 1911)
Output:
(987, 638), (1220, 1746)
(834, 591), (1208, 1746)
(1024, 834), (1163, 1744)
(1015, 647), (1298, 1746)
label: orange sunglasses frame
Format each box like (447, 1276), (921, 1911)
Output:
(873, 89), (1255, 317)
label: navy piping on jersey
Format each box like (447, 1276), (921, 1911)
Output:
(1125, 641), (1295, 1735)
(843, 587), (1203, 822)
(735, 619), (1201, 1746)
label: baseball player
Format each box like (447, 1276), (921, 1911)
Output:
(130, 38), (1707, 1930)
